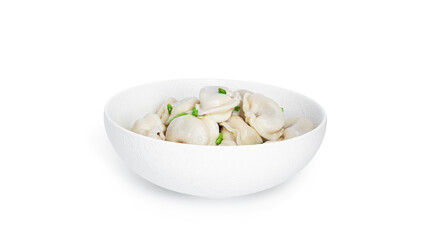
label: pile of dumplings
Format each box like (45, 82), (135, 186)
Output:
(131, 86), (315, 146)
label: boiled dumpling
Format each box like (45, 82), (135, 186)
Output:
(156, 97), (177, 124)
(166, 97), (199, 124)
(131, 113), (166, 140)
(131, 85), (313, 146)
(283, 117), (315, 139)
(165, 115), (219, 145)
(220, 116), (263, 145)
(242, 93), (285, 140)
(219, 128), (237, 146)
(232, 89), (252, 118)
(236, 89), (252, 97)
(195, 86), (241, 122)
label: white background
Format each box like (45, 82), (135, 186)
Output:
(1, 0), (426, 239)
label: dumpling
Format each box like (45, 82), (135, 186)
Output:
(195, 86), (241, 123)
(131, 113), (166, 140)
(165, 115), (219, 145)
(283, 117), (315, 139)
(236, 89), (252, 97)
(220, 116), (263, 145)
(232, 89), (252, 118)
(242, 93), (285, 140)
(156, 97), (177, 124)
(219, 128), (237, 146)
(166, 97), (199, 124)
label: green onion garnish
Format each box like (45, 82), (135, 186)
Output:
(218, 88), (226, 94)
(281, 107), (284, 112)
(215, 133), (223, 145)
(192, 107), (198, 117)
(167, 104), (173, 114)
(168, 112), (187, 124)
(234, 106), (241, 111)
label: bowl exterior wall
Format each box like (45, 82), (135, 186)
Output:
(105, 114), (326, 198)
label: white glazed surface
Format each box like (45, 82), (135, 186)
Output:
(104, 79), (327, 198)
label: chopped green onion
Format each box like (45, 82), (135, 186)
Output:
(218, 88), (226, 94)
(167, 104), (173, 114)
(234, 106), (241, 111)
(215, 133), (223, 145)
(281, 107), (284, 112)
(192, 107), (198, 117)
(168, 112), (187, 124)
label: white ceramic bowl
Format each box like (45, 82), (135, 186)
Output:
(104, 79), (327, 198)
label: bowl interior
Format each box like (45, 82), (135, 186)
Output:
(105, 79), (326, 133)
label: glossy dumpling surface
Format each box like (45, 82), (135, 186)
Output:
(156, 97), (177, 124)
(242, 93), (285, 140)
(220, 116), (262, 145)
(166, 97), (199, 124)
(165, 115), (219, 145)
(196, 86), (241, 123)
(283, 117), (315, 139)
(219, 127), (237, 146)
(131, 113), (166, 140)
(232, 89), (252, 118)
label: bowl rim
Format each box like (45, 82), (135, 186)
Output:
(104, 78), (327, 149)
